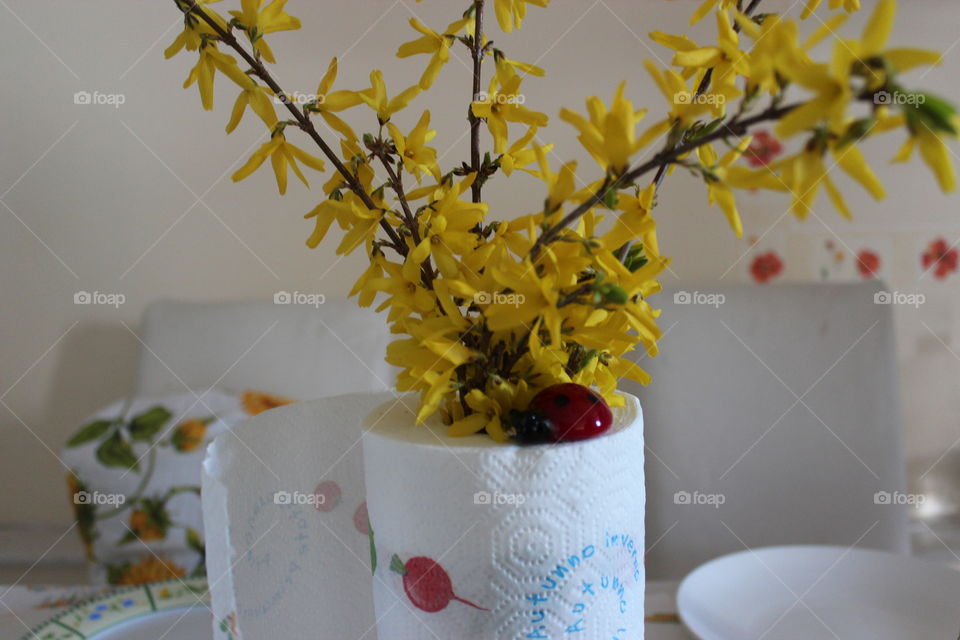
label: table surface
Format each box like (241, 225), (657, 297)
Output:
(0, 581), (689, 640)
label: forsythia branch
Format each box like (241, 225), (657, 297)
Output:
(376, 152), (437, 287)
(615, 0), (765, 262)
(469, 0), (486, 204)
(163, 0), (957, 436)
(530, 100), (801, 257)
(181, 0), (407, 256)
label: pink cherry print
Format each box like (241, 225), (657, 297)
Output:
(353, 501), (369, 535)
(313, 480), (341, 512)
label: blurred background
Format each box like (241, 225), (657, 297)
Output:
(2, 0), (959, 577)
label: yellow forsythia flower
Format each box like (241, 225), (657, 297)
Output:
(493, 0), (549, 33)
(687, 0), (737, 25)
(696, 139), (754, 237)
(357, 70), (421, 123)
(773, 140), (884, 219)
(226, 81), (277, 134)
(165, 0), (228, 59)
(894, 127), (957, 193)
(560, 82), (648, 174)
(232, 132), (326, 195)
(310, 57), (364, 141)
(182, 45), (248, 111)
(500, 126), (550, 177)
(396, 17), (473, 90)
(387, 110), (441, 183)
(802, 0), (861, 20)
(472, 74), (548, 153)
(229, 0), (301, 63)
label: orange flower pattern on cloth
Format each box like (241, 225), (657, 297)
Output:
(172, 418), (210, 452)
(242, 389), (296, 415)
(111, 556), (187, 586)
(128, 510), (165, 542)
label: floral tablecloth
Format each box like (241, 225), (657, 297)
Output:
(0, 580), (688, 639)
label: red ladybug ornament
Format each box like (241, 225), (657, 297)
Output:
(509, 383), (613, 444)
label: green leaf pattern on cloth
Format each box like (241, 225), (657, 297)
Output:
(62, 391), (283, 585)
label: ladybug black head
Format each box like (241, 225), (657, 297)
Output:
(508, 409), (554, 445)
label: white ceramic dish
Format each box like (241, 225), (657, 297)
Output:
(90, 608), (210, 639)
(677, 545), (960, 639)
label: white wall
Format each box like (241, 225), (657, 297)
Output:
(2, 0), (959, 526)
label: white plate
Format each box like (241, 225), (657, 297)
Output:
(91, 608), (211, 639)
(677, 545), (960, 639)
(22, 577), (213, 640)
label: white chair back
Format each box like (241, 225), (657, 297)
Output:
(624, 283), (909, 580)
(135, 298), (396, 400)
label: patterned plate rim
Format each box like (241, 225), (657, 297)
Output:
(20, 577), (209, 640)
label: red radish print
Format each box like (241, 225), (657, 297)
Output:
(750, 251), (784, 284)
(390, 554), (488, 613)
(313, 480), (341, 512)
(353, 501), (369, 535)
(856, 249), (881, 279)
(922, 237), (958, 280)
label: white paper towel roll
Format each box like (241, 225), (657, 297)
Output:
(362, 393), (645, 640)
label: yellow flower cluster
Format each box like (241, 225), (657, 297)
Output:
(166, 0), (957, 441)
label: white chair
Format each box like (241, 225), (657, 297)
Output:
(623, 282), (909, 580)
(135, 298), (396, 400)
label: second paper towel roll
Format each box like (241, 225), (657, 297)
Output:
(362, 393), (645, 640)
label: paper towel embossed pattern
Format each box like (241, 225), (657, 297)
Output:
(363, 397), (645, 638)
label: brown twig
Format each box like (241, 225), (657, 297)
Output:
(469, 0), (485, 203)
(376, 153), (437, 287)
(181, 0), (406, 256)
